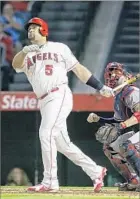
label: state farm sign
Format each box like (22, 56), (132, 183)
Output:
(0, 92), (114, 111)
(0, 92), (39, 111)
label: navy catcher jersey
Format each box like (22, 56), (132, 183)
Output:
(114, 85), (140, 121)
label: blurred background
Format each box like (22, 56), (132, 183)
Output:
(0, 1), (139, 187)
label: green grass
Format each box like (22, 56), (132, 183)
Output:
(1, 195), (138, 199)
(1, 186), (139, 199)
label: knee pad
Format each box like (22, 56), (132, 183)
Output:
(120, 140), (135, 157)
(120, 140), (140, 158)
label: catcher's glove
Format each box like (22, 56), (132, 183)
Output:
(95, 124), (121, 144)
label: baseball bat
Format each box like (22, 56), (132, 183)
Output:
(113, 73), (140, 92)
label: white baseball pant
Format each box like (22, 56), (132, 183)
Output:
(38, 84), (103, 189)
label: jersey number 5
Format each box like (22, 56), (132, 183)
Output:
(45, 65), (53, 76)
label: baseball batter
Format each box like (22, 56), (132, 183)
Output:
(12, 18), (114, 193)
(87, 62), (140, 191)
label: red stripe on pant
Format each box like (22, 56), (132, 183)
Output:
(48, 89), (66, 188)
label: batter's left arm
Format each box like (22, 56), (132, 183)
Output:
(72, 63), (114, 97)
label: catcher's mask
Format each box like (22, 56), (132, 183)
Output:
(24, 17), (48, 37)
(104, 62), (132, 88)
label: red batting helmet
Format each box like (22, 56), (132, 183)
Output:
(104, 62), (132, 88)
(24, 17), (48, 36)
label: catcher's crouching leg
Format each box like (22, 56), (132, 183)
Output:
(119, 140), (140, 177)
(103, 145), (138, 191)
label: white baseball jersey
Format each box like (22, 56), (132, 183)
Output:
(16, 41), (79, 98)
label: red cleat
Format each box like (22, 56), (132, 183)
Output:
(27, 184), (59, 193)
(93, 167), (107, 193)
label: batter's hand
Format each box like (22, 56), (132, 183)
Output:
(87, 113), (100, 123)
(99, 85), (114, 97)
(22, 45), (40, 54)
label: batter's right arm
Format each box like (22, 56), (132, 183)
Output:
(12, 50), (27, 69)
(12, 44), (39, 69)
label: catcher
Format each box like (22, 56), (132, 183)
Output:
(87, 62), (140, 191)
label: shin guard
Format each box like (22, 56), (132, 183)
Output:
(120, 140), (140, 177)
(103, 144), (138, 183)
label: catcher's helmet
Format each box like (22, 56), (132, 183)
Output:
(24, 17), (48, 36)
(104, 62), (132, 88)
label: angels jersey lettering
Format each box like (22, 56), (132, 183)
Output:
(16, 42), (78, 98)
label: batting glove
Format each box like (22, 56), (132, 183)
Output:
(22, 45), (40, 54)
(87, 113), (100, 123)
(99, 85), (115, 97)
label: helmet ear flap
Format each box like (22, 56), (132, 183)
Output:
(39, 26), (47, 36)
(119, 64), (133, 78)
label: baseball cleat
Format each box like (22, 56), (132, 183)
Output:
(27, 184), (59, 193)
(114, 177), (139, 191)
(93, 167), (107, 193)
(136, 184), (140, 192)
(117, 182), (136, 191)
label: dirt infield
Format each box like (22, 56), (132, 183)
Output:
(1, 186), (139, 198)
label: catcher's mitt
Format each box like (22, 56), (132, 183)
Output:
(95, 124), (119, 144)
